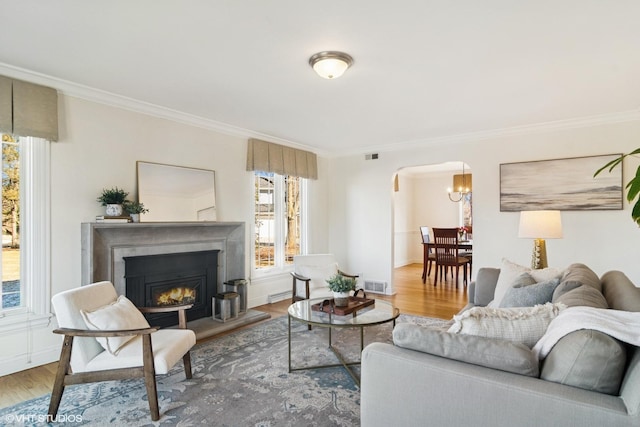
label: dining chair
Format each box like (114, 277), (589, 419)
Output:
(459, 226), (473, 280)
(420, 226), (436, 283)
(432, 228), (471, 288)
(48, 281), (196, 422)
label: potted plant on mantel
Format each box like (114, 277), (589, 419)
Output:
(594, 148), (640, 226)
(326, 274), (357, 307)
(123, 201), (149, 223)
(97, 187), (128, 216)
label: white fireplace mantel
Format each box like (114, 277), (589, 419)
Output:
(81, 222), (245, 296)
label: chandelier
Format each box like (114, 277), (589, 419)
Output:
(447, 163), (472, 202)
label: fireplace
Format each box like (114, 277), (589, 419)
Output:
(124, 250), (219, 328)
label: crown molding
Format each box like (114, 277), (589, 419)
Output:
(0, 62), (326, 155)
(2, 62), (638, 159)
(337, 109), (640, 157)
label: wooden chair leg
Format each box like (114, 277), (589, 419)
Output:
(455, 266), (459, 289)
(464, 264), (468, 286)
(142, 334), (160, 421)
(422, 247), (427, 284)
(48, 335), (74, 419)
(434, 263), (439, 286)
(183, 351), (193, 379)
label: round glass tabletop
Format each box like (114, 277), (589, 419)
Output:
(288, 298), (400, 328)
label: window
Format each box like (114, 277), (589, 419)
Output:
(254, 172), (306, 272)
(0, 134), (51, 332)
(1, 134), (20, 310)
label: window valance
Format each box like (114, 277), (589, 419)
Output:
(246, 138), (317, 179)
(0, 75), (58, 141)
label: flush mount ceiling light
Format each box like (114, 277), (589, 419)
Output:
(309, 51), (353, 79)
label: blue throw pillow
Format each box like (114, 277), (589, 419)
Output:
(500, 276), (561, 308)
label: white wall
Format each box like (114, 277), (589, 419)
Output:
(1, 94), (330, 375)
(328, 120), (640, 294)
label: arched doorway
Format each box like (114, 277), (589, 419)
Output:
(392, 161), (472, 270)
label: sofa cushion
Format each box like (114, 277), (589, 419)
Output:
(448, 302), (565, 348)
(601, 270), (640, 312)
(80, 295), (151, 355)
(393, 323), (539, 377)
(500, 275), (561, 308)
(552, 263), (608, 309)
(541, 329), (627, 395)
(491, 258), (563, 307)
(472, 267), (501, 306)
(553, 285), (608, 308)
(559, 263), (602, 291)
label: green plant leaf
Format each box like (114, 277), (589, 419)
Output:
(632, 200), (640, 226)
(626, 166), (640, 202)
(593, 156), (624, 177)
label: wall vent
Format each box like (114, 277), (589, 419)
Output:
(268, 290), (292, 304)
(365, 153), (379, 160)
(363, 280), (387, 294)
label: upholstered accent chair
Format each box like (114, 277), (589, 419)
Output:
(48, 281), (196, 421)
(290, 254), (359, 302)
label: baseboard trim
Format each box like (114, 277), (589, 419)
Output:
(0, 346), (60, 377)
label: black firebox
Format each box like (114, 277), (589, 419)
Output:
(124, 250), (219, 328)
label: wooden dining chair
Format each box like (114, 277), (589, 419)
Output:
(432, 228), (471, 288)
(420, 226), (436, 283)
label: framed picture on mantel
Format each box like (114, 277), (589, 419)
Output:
(500, 154), (623, 211)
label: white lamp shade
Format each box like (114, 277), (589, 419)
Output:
(518, 210), (563, 239)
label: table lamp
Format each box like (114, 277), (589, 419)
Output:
(518, 210), (562, 269)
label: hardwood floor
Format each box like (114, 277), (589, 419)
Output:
(0, 263), (467, 409)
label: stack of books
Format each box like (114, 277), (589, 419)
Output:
(95, 215), (131, 223)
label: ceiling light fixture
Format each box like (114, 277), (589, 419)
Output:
(309, 51), (353, 79)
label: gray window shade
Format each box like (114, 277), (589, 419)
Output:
(247, 138), (318, 179)
(0, 76), (11, 134)
(0, 75), (58, 141)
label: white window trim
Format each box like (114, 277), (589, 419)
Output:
(252, 174), (308, 278)
(0, 137), (52, 335)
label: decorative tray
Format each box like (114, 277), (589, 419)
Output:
(311, 296), (375, 316)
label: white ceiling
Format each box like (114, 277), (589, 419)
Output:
(1, 1), (639, 155)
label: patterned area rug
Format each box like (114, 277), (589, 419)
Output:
(0, 313), (450, 426)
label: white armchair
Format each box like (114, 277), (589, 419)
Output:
(290, 254), (359, 302)
(48, 281), (196, 421)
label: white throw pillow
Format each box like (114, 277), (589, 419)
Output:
(81, 295), (151, 355)
(448, 302), (566, 348)
(490, 258), (563, 307)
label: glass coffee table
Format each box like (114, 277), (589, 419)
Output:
(288, 298), (400, 386)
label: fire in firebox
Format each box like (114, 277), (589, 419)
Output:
(154, 287), (197, 306)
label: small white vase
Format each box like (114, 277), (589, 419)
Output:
(333, 291), (350, 307)
(130, 213), (140, 223)
(106, 204), (123, 216)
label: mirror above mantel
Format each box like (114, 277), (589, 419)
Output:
(137, 161), (217, 222)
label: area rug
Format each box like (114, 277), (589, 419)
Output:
(0, 314), (450, 426)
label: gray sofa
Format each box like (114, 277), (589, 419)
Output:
(361, 265), (640, 427)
